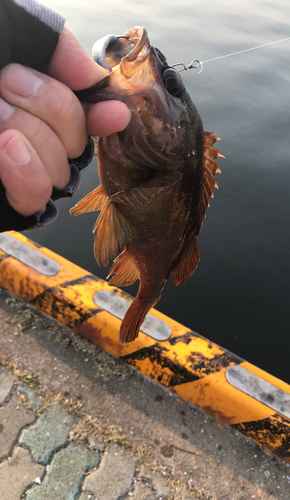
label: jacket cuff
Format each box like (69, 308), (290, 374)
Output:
(0, 137), (94, 232)
(52, 136), (94, 201)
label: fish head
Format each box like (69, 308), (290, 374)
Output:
(77, 27), (203, 195)
(76, 27), (204, 190)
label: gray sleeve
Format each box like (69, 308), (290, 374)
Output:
(11, 0), (65, 33)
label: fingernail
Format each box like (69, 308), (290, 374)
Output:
(5, 134), (31, 164)
(0, 97), (14, 120)
(6, 64), (43, 98)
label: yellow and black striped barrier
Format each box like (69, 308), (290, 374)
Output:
(0, 230), (290, 462)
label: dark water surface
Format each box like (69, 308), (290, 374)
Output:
(26, 0), (290, 383)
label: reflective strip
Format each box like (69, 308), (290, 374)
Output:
(93, 290), (172, 341)
(226, 365), (290, 419)
(0, 233), (60, 276)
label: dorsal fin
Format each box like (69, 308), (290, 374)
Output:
(170, 234), (200, 286)
(195, 131), (223, 234)
(107, 249), (140, 287)
(93, 200), (128, 267)
(204, 131), (221, 146)
(70, 185), (107, 216)
(203, 154), (222, 174)
(170, 132), (223, 287)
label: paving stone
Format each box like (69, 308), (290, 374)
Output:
(83, 442), (136, 500)
(17, 385), (44, 408)
(150, 471), (171, 498)
(88, 435), (105, 452)
(0, 446), (44, 500)
(0, 367), (16, 406)
(133, 481), (157, 500)
(26, 443), (100, 500)
(19, 405), (74, 465)
(79, 494), (93, 500)
(135, 466), (171, 499)
(174, 491), (199, 500)
(0, 395), (35, 462)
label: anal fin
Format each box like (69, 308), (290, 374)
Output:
(94, 200), (128, 267)
(107, 249), (140, 287)
(70, 185), (107, 216)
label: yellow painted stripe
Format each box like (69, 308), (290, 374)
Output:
(0, 230), (290, 462)
(175, 367), (274, 426)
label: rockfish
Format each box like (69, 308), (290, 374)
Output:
(71, 26), (223, 343)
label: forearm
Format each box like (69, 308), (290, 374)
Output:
(0, 0), (67, 232)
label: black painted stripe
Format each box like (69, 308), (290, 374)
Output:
(232, 413), (290, 458)
(121, 344), (200, 385)
(59, 274), (102, 288)
(30, 288), (101, 329)
(122, 335), (242, 386)
(186, 349), (242, 377)
(0, 253), (10, 262)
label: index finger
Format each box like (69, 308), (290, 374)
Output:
(48, 28), (108, 90)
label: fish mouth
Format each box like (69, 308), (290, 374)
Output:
(74, 26), (190, 165)
(92, 27), (151, 77)
(75, 27), (158, 101)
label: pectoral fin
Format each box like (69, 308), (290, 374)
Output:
(93, 199), (128, 267)
(112, 186), (163, 206)
(70, 185), (107, 215)
(112, 173), (181, 207)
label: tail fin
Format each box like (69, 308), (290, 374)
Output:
(119, 297), (156, 344)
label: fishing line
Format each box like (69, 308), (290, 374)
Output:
(173, 36), (290, 73)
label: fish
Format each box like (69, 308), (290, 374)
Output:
(71, 26), (223, 344)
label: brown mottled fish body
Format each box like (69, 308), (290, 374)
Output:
(71, 27), (223, 343)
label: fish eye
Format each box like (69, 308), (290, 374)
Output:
(162, 68), (182, 97)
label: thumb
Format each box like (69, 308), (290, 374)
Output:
(47, 27), (108, 90)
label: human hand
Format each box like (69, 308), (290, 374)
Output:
(0, 27), (130, 217)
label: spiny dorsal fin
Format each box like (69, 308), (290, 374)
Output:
(170, 234), (200, 286)
(204, 131), (221, 146)
(93, 200), (128, 267)
(195, 131), (223, 234)
(70, 185), (107, 216)
(204, 154), (222, 174)
(203, 168), (218, 197)
(107, 249), (140, 287)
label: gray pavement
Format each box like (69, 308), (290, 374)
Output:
(0, 287), (290, 499)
